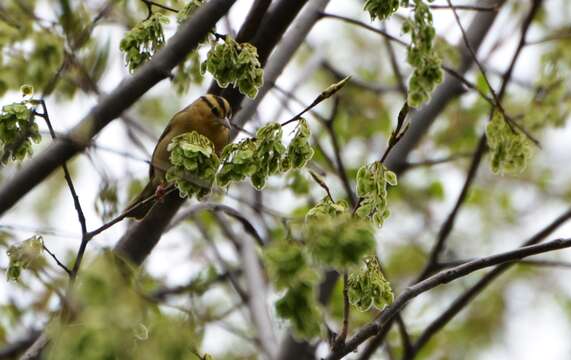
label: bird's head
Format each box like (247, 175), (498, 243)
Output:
(201, 94), (232, 129)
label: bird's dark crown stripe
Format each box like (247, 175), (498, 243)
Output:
(200, 95), (221, 117)
(213, 96), (228, 117)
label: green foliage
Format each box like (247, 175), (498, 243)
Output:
(264, 239), (321, 289)
(0, 102), (41, 164)
(47, 252), (203, 359)
(176, 0), (205, 24)
(305, 196), (348, 220)
(6, 235), (45, 281)
(404, 0), (443, 107)
(218, 121), (313, 190)
(275, 281), (322, 339)
(166, 131), (220, 199)
(361, 0), (443, 107)
(120, 13), (169, 72)
(250, 123), (286, 189)
(265, 197), (380, 338)
(348, 255), (394, 311)
(355, 161), (397, 227)
(363, 0), (400, 21)
(217, 139), (258, 187)
(305, 198), (376, 269)
(201, 36), (264, 98)
(281, 119), (314, 171)
(485, 110), (533, 175)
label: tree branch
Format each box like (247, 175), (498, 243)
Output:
(409, 204), (569, 356)
(327, 237), (571, 360)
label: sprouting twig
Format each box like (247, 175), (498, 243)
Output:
(280, 76), (351, 126)
(380, 102), (410, 164)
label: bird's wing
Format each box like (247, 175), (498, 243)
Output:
(149, 122), (173, 179)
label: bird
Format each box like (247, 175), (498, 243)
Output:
(124, 94), (232, 219)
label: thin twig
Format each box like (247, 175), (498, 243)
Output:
(395, 315), (413, 358)
(280, 76), (350, 127)
(141, 0), (179, 16)
(380, 102), (410, 164)
(332, 272), (350, 351)
(324, 98), (357, 206)
(42, 244), (71, 276)
(381, 23), (407, 95)
(423, 4), (501, 11)
(402, 152), (473, 169)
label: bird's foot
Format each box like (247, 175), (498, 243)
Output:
(154, 183), (167, 202)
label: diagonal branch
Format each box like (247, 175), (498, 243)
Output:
(327, 237), (571, 360)
(409, 204), (570, 356)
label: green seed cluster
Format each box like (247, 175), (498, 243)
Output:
(165, 131), (220, 199)
(201, 36), (264, 98)
(404, 0), (444, 107)
(355, 161), (398, 227)
(486, 111), (533, 175)
(217, 120), (314, 190)
(119, 13), (169, 72)
(348, 255), (394, 311)
(362, 0), (443, 108)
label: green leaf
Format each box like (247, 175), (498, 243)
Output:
(264, 240), (317, 290)
(217, 122), (297, 190)
(282, 118), (314, 171)
(0, 102), (41, 164)
(363, 0), (400, 21)
(403, 0), (443, 108)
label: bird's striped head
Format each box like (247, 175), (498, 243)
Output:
(200, 94), (232, 121)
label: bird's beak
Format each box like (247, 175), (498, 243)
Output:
(223, 117), (232, 130)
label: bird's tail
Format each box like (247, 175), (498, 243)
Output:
(124, 182), (156, 220)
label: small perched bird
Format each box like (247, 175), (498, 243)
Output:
(125, 94), (232, 219)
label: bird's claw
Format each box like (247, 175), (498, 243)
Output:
(154, 183), (167, 202)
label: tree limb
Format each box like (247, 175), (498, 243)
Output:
(327, 237), (571, 360)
